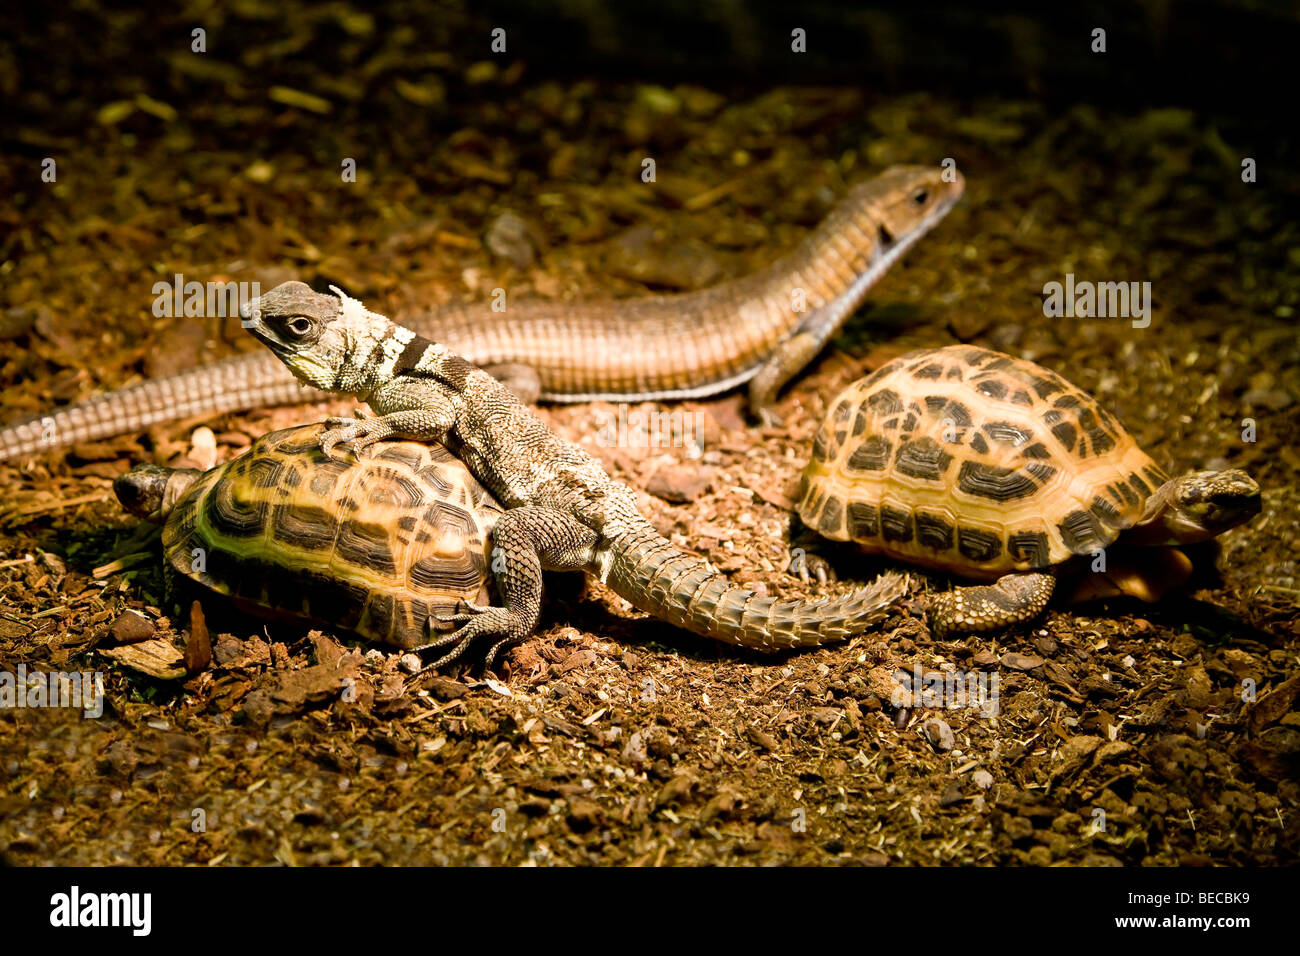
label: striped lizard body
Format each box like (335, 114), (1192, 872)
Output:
(0, 165), (962, 462)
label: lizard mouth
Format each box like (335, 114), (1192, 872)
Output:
(241, 315), (278, 349)
(239, 300), (272, 340)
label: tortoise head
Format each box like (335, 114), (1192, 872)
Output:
(1134, 469), (1261, 545)
(114, 464), (202, 522)
(240, 280), (391, 392)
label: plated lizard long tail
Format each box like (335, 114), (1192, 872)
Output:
(1, 164), (962, 463)
(0, 352), (310, 461)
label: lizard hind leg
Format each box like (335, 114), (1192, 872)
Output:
(413, 506), (600, 673)
(927, 572), (1056, 637)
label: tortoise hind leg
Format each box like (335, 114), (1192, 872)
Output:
(784, 512), (839, 584)
(163, 564), (182, 614)
(928, 572), (1055, 636)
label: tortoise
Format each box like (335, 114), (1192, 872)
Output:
(113, 422), (503, 649)
(795, 345), (1260, 634)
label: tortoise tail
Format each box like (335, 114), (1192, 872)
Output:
(603, 527), (907, 651)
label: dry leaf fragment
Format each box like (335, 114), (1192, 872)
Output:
(101, 638), (187, 680)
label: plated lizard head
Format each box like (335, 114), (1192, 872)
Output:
(241, 280), (396, 395)
(853, 164), (965, 255)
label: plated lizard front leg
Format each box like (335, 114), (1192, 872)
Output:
(746, 331), (826, 426)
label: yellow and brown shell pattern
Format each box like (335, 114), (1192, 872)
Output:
(163, 423), (503, 649)
(797, 346), (1170, 580)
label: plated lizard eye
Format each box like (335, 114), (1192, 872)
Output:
(911, 189), (929, 205)
(285, 317), (314, 338)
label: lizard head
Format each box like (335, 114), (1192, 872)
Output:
(854, 164), (965, 257)
(241, 281), (379, 391)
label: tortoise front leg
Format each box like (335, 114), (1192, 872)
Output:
(163, 563), (181, 613)
(928, 572), (1055, 636)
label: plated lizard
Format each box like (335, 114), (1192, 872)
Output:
(242, 283), (909, 667)
(0, 165), (962, 462)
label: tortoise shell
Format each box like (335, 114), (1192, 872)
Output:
(797, 345), (1170, 579)
(163, 423), (503, 648)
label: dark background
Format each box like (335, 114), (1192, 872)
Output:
(6, 0), (1297, 140)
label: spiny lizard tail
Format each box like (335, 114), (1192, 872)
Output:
(242, 283), (908, 666)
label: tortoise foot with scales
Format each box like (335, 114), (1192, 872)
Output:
(795, 345), (1261, 635)
(114, 423), (510, 667)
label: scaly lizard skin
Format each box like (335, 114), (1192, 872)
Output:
(242, 283), (908, 668)
(0, 165), (962, 462)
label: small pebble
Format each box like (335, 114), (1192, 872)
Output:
(646, 464), (715, 503)
(1001, 652), (1044, 671)
(485, 210), (538, 268)
(922, 718), (955, 752)
(109, 610), (155, 644)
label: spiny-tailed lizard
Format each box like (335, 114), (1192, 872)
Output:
(242, 283), (910, 667)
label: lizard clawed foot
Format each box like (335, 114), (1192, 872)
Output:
(415, 600), (527, 673)
(321, 412), (394, 461)
(320, 422), (359, 461)
(430, 599), (494, 628)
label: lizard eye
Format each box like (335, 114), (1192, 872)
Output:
(284, 316), (315, 338)
(911, 189), (929, 206)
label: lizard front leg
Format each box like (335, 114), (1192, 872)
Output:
(322, 393), (458, 460)
(746, 330), (825, 425)
(415, 506), (599, 672)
